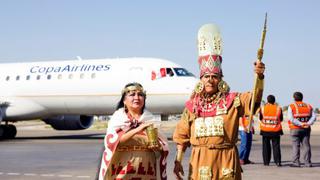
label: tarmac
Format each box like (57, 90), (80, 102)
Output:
(9, 115), (320, 180)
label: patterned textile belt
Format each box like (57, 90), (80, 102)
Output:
(117, 145), (152, 152)
(193, 143), (235, 149)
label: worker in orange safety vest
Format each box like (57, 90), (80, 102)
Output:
(259, 95), (283, 167)
(287, 92), (316, 168)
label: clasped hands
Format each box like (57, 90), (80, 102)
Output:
(301, 122), (310, 128)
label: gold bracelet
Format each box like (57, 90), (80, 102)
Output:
(175, 149), (184, 163)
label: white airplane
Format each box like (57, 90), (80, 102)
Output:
(0, 57), (198, 139)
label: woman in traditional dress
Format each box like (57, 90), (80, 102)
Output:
(173, 24), (265, 180)
(98, 82), (169, 180)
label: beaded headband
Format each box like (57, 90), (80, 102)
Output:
(121, 84), (146, 96)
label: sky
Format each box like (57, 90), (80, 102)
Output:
(0, 0), (319, 108)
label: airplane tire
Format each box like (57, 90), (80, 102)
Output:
(3, 125), (17, 139)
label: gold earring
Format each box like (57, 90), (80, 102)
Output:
(218, 80), (230, 93)
(194, 81), (204, 94)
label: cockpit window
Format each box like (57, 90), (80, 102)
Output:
(151, 67), (194, 80)
(173, 68), (195, 77)
(166, 68), (174, 77)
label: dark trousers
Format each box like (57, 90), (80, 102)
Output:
(262, 136), (281, 165)
(290, 128), (312, 165)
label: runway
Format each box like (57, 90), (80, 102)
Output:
(0, 130), (104, 180)
(0, 124), (320, 179)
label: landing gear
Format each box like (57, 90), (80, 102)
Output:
(161, 114), (169, 121)
(0, 124), (17, 139)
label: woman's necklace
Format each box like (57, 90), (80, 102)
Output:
(127, 112), (140, 128)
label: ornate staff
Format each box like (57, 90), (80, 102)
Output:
(247, 13), (267, 132)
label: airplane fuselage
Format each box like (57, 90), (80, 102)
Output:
(0, 57), (198, 120)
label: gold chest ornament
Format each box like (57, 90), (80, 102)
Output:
(195, 116), (224, 137)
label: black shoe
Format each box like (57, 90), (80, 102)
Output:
(305, 164), (312, 168)
(244, 160), (255, 164)
(264, 163), (269, 166)
(275, 163), (282, 167)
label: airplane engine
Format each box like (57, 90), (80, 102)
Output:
(43, 115), (94, 130)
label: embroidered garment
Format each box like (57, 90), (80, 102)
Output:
(174, 92), (253, 180)
(99, 108), (169, 180)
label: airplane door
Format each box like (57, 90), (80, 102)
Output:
(127, 66), (145, 82)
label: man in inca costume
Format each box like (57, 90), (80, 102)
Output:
(173, 23), (265, 180)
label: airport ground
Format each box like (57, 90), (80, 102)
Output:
(0, 119), (319, 180)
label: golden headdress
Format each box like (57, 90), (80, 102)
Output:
(197, 23), (223, 77)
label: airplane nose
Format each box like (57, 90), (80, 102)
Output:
(185, 77), (198, 91)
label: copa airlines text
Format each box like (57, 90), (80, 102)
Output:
(30, 64), (111, 74)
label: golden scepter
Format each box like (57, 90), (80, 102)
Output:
(247, 13), (267, 133)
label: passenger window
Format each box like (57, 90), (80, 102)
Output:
(69, 74), (73, 79)
(26, 75), (30, 80)
(91, 73), (96, 79)
(58, 74), (62, 79)
(5, 76), (10, 81)
(16, 76), (20, 81)
(36, 75), (41, 80)
(80, 73), (85, 79)
(47, 75), (52, 80)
